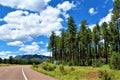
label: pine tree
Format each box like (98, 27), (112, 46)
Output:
(61, 29), (66, 63)
(86, 28), (92, 65)
(102, 22), (109, 64)
(109, 0), (120, 70)
(0, 57), (2, 63)
(92, 23), (101, 59)
(67, 16), (77, 65)
(48, 31), (57, 62)
(79, 20), (88, 66)
(111, 0), (120, 52)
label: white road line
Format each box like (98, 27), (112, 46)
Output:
(22, 67), (28, 80)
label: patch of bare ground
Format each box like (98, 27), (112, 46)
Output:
(83, 69), (99, 80)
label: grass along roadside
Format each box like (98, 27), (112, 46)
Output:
(32, 62), (120, 80)
(0, 64), (11, 66)
(32, 62), (99, 80)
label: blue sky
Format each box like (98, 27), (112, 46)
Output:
(0, 0), (113, 58)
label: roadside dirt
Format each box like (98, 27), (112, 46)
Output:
(83, 69), (99, 80)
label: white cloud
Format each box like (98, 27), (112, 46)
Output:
(39, 6), (63, 36)
(39, 41), (44, 44)
(109, 8), (113, 12)
(57, 1), (75, 12)
(45, 43), (48, 47)
(0, 51), (13, 59)
(88, 24), (96, 30)
(39, 49), (51, 56)
(0, 1), (76, 42)
(55, 30), (61, 36)
(7, 41), (23, 46)
(19, 42), (39, 53)
(0, 9), (62, 41)
(0, 51), (11, 55)
(99, 12), (112, 25)
(0, 51), (17, 59)
(0, 0), (51, 11)
(62, 12), (70, 19)
(88, 10), (112, 30)
(89, 8), (98, 15)
(57, 1), (75, 19)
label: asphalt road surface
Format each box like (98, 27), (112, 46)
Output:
(0, 65), (58, 80)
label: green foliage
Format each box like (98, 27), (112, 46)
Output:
(9, 56), (14, 64)
(59, 65), (67, 75)
(40, 62), (56, 71)
(109, 52), (120, 70)
(32, 62), (93, 80)
(112, 0), (120, 22)
(32, 63), (38, 68)
(70, 66), (75, 71)
(48, 31), (58, 61)
(102, 22), (109, 64)
(99, 70), (116, 80)
(47, 0), (120, 67)
(0, 57), (2, 63)
(92, 59), (105, 67)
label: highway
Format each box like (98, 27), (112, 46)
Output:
(0, 65), (57, 80)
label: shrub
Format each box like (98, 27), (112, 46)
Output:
(59, 65), (67, 75)
(68, 61), (74, 66)
(32, 63), (38, 68)
(99, 70), (116, 80)
(70, 67), (75, 71)
(92, 58), (105, 67)
(41, 62), (56, 71)
(109, 52), (120, 70)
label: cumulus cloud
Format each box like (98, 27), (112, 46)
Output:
(57, 1), (75, 19)
(0, 1), (76, 57)
(0, 1), (75, 42)
(40, 49), (51, 56)
(0, 51), (11, 55)
(0, 9), (62, 41)
(89, 8), (98, 15)
(57, 1), (75, 12)
(0, 52), (17, 59)
(7, 41), (23, 46)
(0, 0), (51, 11)
(0, 51), (13, 58)
(19, 42), (39, 53)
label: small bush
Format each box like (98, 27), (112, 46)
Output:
(41, 62), (56, 71)
(109, 52), (120, 70)
(70, 67), (75, 71)
(99, 70), (116, 80)
(32, 63), (38, 68)
(68, 61), (74, 66)
(59, 65), (67, 75)
(92, 58), (105, 67)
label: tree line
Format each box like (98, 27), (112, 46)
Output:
(0, 56), (40, 65)
(48, 0), (120, 69)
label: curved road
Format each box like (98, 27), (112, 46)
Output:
(0, 65), (58, 80)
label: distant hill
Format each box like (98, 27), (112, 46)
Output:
(15, 54), (50, 62)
